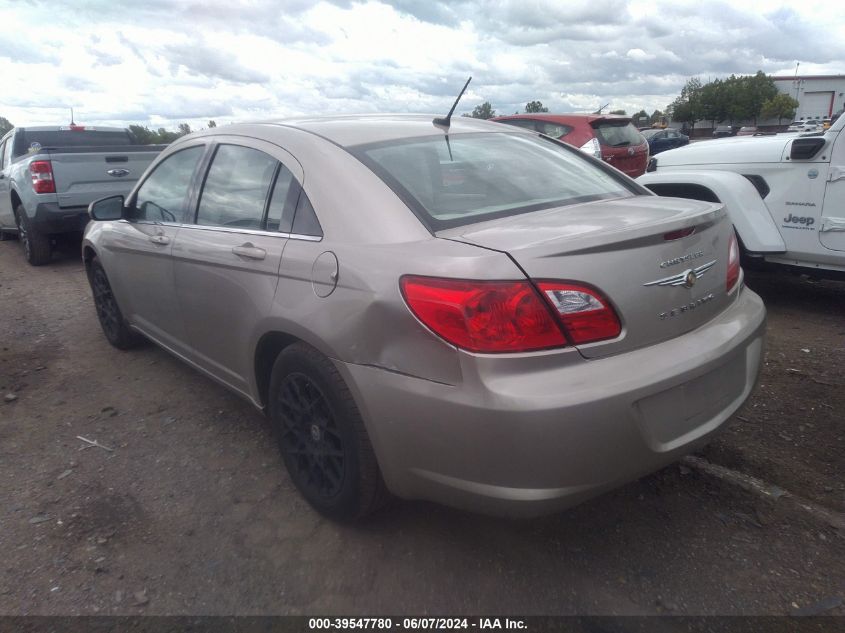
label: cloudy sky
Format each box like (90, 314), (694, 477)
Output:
(1, 0), (844, 130)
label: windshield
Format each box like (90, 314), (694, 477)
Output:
(592, 121), (644, 147)
(640, 129), (660, 139)
(352, 132), (636, 231)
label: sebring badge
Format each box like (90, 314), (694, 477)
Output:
(643, 260), (717, 288)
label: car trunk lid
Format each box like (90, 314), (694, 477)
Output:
(438, 195), (735, 358)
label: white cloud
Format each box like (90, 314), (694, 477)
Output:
(0, 0), (844, 130)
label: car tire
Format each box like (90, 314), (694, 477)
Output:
(16, 205), (52, 266)
(88, 257), (144, 350)
(268, 342), (390, 520)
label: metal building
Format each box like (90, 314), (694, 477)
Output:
(773, 74), (845, 120)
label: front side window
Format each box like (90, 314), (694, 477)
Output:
(353, 132), (635, 231)
(196, 145), (278, 230)
(133, 146), (204, 222)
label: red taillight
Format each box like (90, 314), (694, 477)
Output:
(30, 161), (55, 194)
(400, 276), (567, 353)
(727, 232), (741, 291)
(537, 282), (622, 344)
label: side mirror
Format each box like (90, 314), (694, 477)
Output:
(89, 195), (125, 221)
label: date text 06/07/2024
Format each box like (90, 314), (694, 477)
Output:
(308, 618), (527, 630)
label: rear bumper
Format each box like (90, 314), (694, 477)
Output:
(32, 202), (89, 234)
(338, 285), (766, 517)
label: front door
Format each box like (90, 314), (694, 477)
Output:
(104, 144), (207, 351)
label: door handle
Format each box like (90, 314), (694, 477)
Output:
(232, 243), (266, 260)
(149, 234), (170, 245)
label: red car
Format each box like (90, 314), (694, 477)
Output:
(491, 114), (649, 178)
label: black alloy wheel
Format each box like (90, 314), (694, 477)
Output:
(276, 373), (346, 500)
(88, 258), (142, 350)
(268, 342), (389, 520)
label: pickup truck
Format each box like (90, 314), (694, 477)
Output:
(638, 113), (845, 278)
(0, 126), (165, 265)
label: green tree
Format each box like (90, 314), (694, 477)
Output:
(649, 110), (664, 126)
(670, 77), (704, 131)
(609, 109), (627, 115)
(761, 93), (800, 125)
(700, 79), (728, 127)
(177, 123), (192, 136)
(208, 120), (217, 128)
(0, 116), (13, 136)
(745, 71), (779, 124)
(128, 124), (155, 144)
(524, 100), (548, 113)
(632, 109), (649, 126)
(464, 102), (496, 120)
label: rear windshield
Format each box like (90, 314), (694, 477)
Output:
(16, 129), (132, 156)
(592, 121), (644, 147)
(352, 132), (636, 231)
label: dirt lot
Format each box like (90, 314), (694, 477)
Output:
(0, 238), (843, 616)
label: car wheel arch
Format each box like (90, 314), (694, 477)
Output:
(253, 330), (342, 409)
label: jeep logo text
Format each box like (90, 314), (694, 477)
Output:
(784, 213), (815, 227)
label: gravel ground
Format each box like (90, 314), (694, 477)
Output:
(0, 238), (843, 616)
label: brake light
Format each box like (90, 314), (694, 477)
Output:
(30, 161), (55, 194)
(400, 276), (567, 353)
(664, 227), (695, 241)
(727, 232), (741, 291)
(579, 137), (602, 159)
(537, 282), (622, 344)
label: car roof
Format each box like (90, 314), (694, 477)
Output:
(247, 114), (506, 148)
(492, 113), (632, 125)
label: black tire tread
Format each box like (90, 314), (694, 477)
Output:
(16, 205), (51, 266)
(89, 257), (144, 350)
(271, 342), (390, 520)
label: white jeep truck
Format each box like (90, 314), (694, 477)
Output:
(638, 114), (845, 277)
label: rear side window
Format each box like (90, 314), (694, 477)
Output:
(353, 132), (634, 231)
(592, 121), (643, 147)
(196, 145), (278, 230)
(497, 119), (572, 138)
(132, 146), (204, 222)
(0, 140), (6, 169)
(291, 192), (323, 237)
(266, 167), (297, 232)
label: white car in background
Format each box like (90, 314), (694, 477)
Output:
(786, 120), (821, 133)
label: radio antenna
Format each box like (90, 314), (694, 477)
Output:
(433, 76), (472, 128)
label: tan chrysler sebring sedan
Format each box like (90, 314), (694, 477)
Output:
(83, 115), (765, 520)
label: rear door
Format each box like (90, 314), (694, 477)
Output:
(172, 138), (301, 394)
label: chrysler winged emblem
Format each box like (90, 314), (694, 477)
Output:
(644, 260), (716, 288)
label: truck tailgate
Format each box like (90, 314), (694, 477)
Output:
(49, 147), (164, 208)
